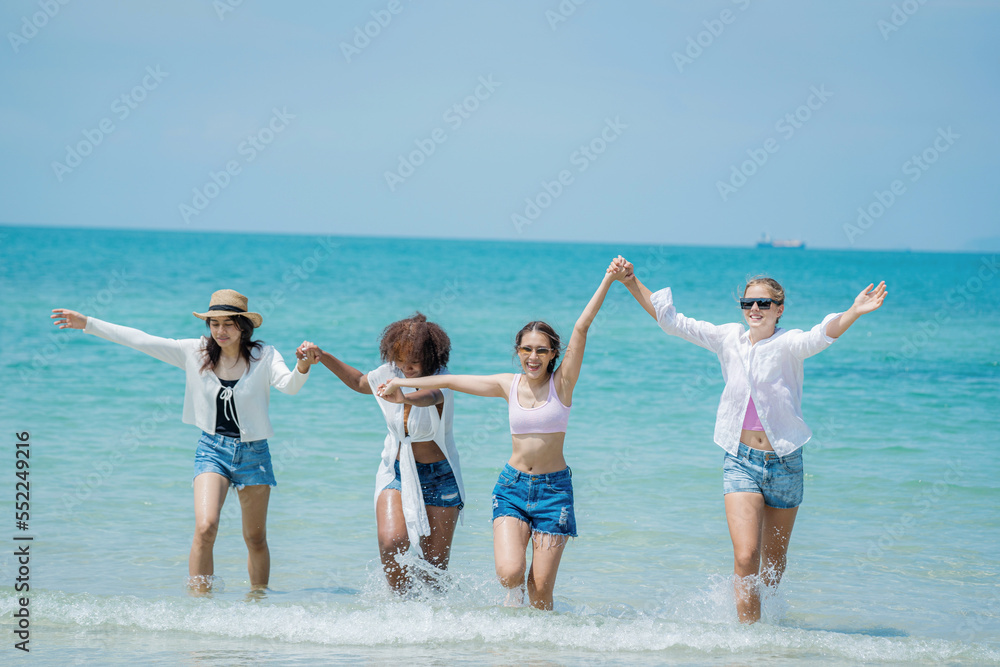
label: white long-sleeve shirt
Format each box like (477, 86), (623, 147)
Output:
(367, 363), (465, 556)
(650, 288), (840, 456)
(84, 317), (308, 441)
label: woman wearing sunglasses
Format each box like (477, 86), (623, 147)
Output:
(613, 256), (887, 623)
(378, 263), (629, 610)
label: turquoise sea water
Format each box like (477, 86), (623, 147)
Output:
(1, 225), (998, 665)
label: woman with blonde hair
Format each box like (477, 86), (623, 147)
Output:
(614, 256), (886, 622)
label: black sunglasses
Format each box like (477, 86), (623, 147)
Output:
(740, 298), (775, 310)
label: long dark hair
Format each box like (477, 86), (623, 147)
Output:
(514, 321), (561, 374)
(379, 312), (451, 376)
(200, 316), (264, 372)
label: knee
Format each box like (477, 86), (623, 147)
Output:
(194, 519), (220, 545)
(733, 547), (761, 575)
(243, 527), (267, 551)
(495, 562), (526, 588)
(378, 530), (408, 558)
(527, 579), (553, 600)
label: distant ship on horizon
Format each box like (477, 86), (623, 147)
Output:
(756, 233), (806, 249)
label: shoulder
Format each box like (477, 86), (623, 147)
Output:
(721, 322), (744, 335)
(367, 362), (397, 385)
(771, 326), (807, 341)
(717, 322), (746, 343)
(255, 343), (279, 360)
(498, 372), (517, 393)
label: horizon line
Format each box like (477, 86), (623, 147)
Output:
(1, 221), (992, 255)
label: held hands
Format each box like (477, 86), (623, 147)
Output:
(294, 341), (322, 370)
(51, 309), (87, 330)
(376, 378), (403, 402)
(606, 255), (634, 282)
(851, 281), (888, 316)
(296, 341), (322, 362)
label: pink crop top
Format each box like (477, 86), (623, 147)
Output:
(508, 373), (571, 435)
(742, 395), (764, 431)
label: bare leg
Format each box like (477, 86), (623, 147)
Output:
(419, 505), (461, 572)
(493, 517), (532, 606)
(760, 506), (798, 589)
(237, 484), (271, 590)
(725, 492), (766, 623)
(525, 533), (568, 611)
(376, 489), (411, 592)
(189, 472), (229, 592)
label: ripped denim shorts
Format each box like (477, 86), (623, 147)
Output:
(382, 458), (464, 509)
(492, 463), (577, 537)
(192, 431), (276, 490)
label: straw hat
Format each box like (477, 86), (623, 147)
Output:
(193, 289), (263, 328)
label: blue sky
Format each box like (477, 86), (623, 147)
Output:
(2, 0), (998, 250)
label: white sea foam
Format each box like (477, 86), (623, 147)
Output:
(4, 587), (997, 664)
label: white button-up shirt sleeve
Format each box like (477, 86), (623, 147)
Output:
(84, 316), (191, 368)
(785, 312), (841, 359)
(651, 287), (742, 353)
(81, 317), (304, 442)
(267, 346), (309, 395)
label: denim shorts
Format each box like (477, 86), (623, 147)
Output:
(723, 442), (803, 509)
(382, 458), (464, 509)
(193, 431), (276, 490)
(492, 463), (577, 537)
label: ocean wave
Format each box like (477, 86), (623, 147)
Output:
(3, 589), (996, 664)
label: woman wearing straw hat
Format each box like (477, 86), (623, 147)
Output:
(51, 289), (320, 593)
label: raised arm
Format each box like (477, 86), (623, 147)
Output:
(616, 256), (657, 320)
(298, 342), (372, 394)
(379, 373), (510, 400)
(555, 264), (628, 399)
(824, 281), (887, 339)
(614, 256), (735, 353)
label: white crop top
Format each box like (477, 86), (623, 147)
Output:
(404, 401), (441, 442)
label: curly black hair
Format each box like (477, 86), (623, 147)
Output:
(379, 312), (450, 376)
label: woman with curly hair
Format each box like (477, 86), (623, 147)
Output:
(298, 314), (463, 592)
